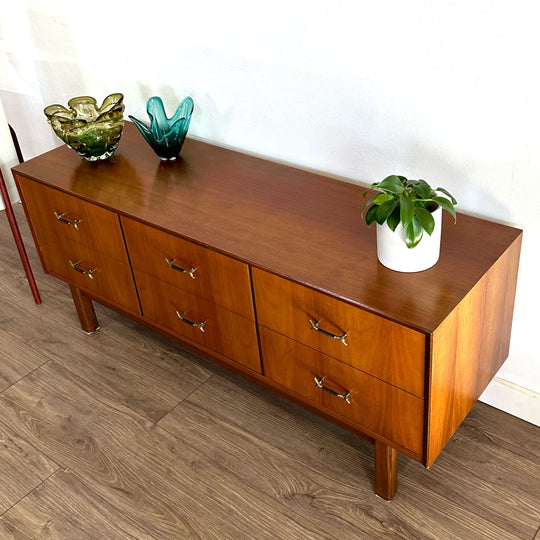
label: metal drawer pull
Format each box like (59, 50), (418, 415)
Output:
(176, 311), (206, 332)
(69, 260), (97, 279)
(314, 376), (351, 404)
(309, 319), (348, 346)
(165, 258), (197, 279)
(54, 212), (82, 230)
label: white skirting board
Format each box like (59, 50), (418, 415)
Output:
(479, 377), (539, 427)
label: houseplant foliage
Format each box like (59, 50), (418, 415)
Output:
(362, 175), (457, 248)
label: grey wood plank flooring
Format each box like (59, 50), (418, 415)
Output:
(0, 204), (539, 539)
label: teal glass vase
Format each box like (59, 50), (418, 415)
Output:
(129, 96), (194, 160)
(44, 93), (125, 161)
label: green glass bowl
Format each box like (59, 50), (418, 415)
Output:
(44, 93), (125, 161)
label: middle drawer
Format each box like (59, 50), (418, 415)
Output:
(121, 217), (254, 320)
(252, 268), (426, 397)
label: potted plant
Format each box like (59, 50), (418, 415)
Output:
(361, 175), (457, 272)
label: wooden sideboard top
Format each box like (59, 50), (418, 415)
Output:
(13, 122), (522, 333)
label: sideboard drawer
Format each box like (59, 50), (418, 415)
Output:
(252, 268), (426, 397)
(135, 271), (261, 373)
(260, 327), (424, 456)
(17, 177), (128, 259)
(17, 176), (140, 313)
(40, 240), (140, 313)
(121, 217), (254, 320)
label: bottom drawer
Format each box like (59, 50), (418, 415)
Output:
(135, 272), (261, 373)
(260, 327), (424, 455)
(45, 242), (140, 314)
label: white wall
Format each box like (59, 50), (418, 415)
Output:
(1, 0), (538, 424)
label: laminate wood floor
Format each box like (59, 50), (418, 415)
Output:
(0, 204), (539, 540)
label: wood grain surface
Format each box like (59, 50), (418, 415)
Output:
(134, 271), (261, 372)
(253, 267), (426, 397)
(13, 125), (523, 489)
(426, 237), (523, 466)
(121, 216), (255, 319)
(16, 176), (141, 316)
(259, 327), (424, 456)
(0, 203), (537, 539)
(12, 123), (522, 333)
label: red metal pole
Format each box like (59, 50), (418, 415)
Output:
(0, 167), (42, 304)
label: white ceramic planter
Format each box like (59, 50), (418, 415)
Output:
(376, 206), (442, 272)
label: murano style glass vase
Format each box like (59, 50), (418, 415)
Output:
(44, 93), (125, 161)
(129, 96), (194, 160)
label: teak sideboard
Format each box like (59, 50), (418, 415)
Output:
(12, 123), (522, 500)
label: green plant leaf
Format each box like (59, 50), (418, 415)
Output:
(365, 204), (379, 226)
(361, 192), (393, 218)
(399, 193), (414, 227)
(372, 193), (395, 205)
(361, 194), (377, 216)
(387, 206), (400, 231)
(375, 200), (398, 225)
(405, 218), (424, 248)
(415, 206), (435, 235)
(363, 186), (381, 199)
(435, 187), (457, 205)
(376, 175), (405, 194)
(433, 196), (457, 221)
(413, 179), (433, 199)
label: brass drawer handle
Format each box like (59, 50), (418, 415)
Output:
(309, 319), (348, 346)
(165, 258), (197, 279)
(69, 260), (97, 279)
(54, 212), (82, 230)
(176, 310), (206, 332)
(314, 376), (351, 404)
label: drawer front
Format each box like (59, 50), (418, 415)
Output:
(121, 217), (254, 320)
(17, 177), (128, 260)
(40, 240), (140, 313)
(17, 176), (139, 313)
(260, 327), (424, 455)
(135, 271), (261, 373)
(252, 268), (425, 397)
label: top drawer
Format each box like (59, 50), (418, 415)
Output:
(121, 217), (254, 320)
(16, 177), (128, 260)
(252, 268), (426, 397)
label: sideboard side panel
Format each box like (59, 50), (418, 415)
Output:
(426, 234), (522, 467)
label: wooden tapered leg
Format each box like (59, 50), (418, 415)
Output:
(374, 440), (398, 500)
(69, 285), (99, 333)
